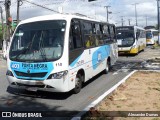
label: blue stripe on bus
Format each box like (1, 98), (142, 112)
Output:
(10, 62), (54, 80)
(69, 54), (82, 67)
(69, 45), (111, 69)
(92, 45), (110, 70)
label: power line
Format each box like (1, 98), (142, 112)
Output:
(20, 1), (63, 9)
(23, 0), (60, 13)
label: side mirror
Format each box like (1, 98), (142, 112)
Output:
(3, 56), (7, 61)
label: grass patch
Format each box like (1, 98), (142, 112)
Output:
(117, 105), (121, 108)
(152, 118), (160, 120)
(153, 88), (160, 92)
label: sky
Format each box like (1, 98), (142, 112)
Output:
(1, 0), (158, 27)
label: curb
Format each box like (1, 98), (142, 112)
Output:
(137, 70), (160, 72)
(71, 70), (137, 120)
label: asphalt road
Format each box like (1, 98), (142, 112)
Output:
(0, 47), (159, 119)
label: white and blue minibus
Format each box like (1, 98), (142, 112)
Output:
(6, 14), (118, 93)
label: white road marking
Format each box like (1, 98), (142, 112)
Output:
(113, 72), (118, 75)
(113, 63), (138, 75)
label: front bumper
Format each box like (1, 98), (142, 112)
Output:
(118, 47), (138, 54)
(6, 76), (69, 92)
(146, 39), (155, 45)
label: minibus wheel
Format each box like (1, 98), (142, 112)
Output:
(73, 74), (82, 94)
(104, 59), (110, 74)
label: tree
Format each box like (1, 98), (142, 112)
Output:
(0, 25), (3, 49)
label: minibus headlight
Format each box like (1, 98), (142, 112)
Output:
(47, 70), (68, 79)
(6, 70), (14, 77)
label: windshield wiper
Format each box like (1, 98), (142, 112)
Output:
(14, 47), (29, 61)
(39, 31), (48, 62)
(14, 42), (32, 61)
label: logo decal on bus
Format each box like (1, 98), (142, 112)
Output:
(27, 69), (30, 74)
(97, 52), (102, 62)
(11, 63), (20, 69)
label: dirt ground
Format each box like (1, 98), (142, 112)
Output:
(84, 71), (160, 120)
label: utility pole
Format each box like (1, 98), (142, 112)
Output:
(157, 0), (160, 45)
(121, 16), (124, 26)
(17, 0), (23, 24)
(0, 1), (4, 39)
(104, 6), (111, 22)
(145, 15), (148, 27)
(128, 19), (131, 26)
(17, 0), (20, 24)
(5, 0), (11, 42)
(132, 3), (139, 26)
(0, 6), (4, 38)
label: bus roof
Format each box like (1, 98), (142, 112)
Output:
(19, 14), (112, 25)
(116, 26), (145, 30)
(145, 29), (158, 32)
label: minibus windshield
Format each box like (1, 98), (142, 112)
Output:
(9, 20), (66, 62)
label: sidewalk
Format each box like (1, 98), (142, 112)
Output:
(83, 71), (160, 119)
(0, 50), (3, 60)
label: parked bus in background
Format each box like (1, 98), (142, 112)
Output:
(146, 29), (159, 45)
(6, 14), (118, 94)
(116, 26), (146, 55)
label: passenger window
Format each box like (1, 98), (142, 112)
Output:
(83, 22), (93, 34)
(95, 24), (101, 34)
(69, 20), (83, 50)
(103, 25), (110, 44)
(139, 30), (145, 38)
(94, 24), (103, 46)
(136, 30), (140, 39)
(83, 22), (95, 48)
(110, 26), (116, 42)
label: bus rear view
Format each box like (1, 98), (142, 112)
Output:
(146, 29), (159, 45)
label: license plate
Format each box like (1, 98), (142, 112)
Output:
(147, 39), (150, 42)
(27, 87), (37, 92)
(119, 52), (125, 54)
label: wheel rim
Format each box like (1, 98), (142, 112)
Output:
(75, 77), (80, 89)
(106, 61), (109, 72)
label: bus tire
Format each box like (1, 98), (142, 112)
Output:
(104, 59), (110, 74)
(73, 73), (83, 94)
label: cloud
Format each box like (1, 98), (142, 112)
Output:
(112, 0), (157, 27)
(5, 0), (158, 27)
